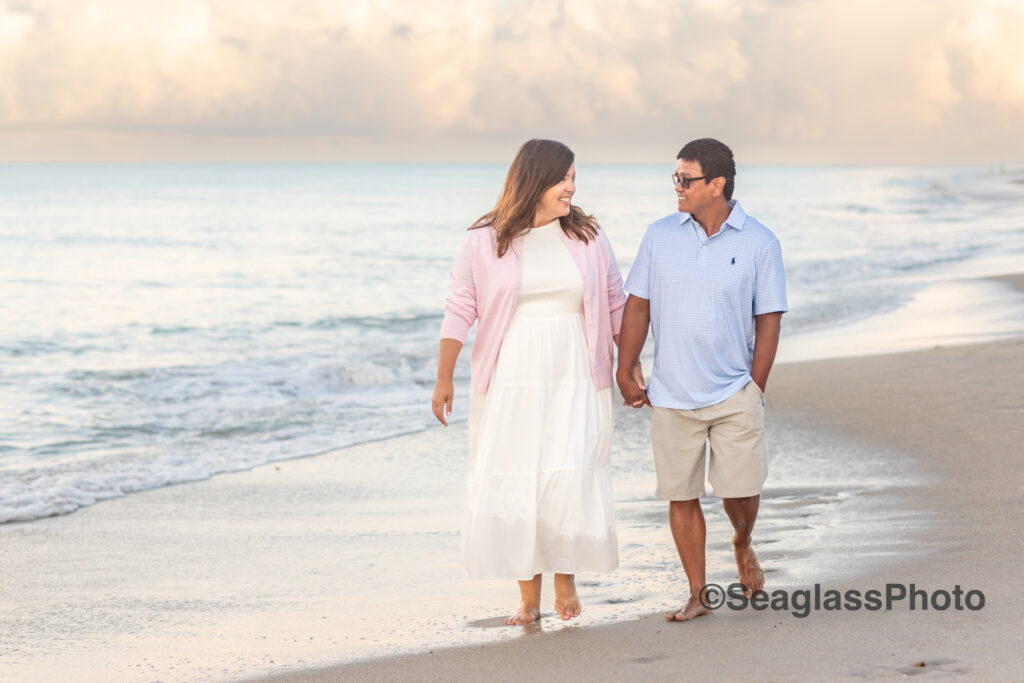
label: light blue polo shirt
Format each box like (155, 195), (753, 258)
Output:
(624, 200), (788, 409)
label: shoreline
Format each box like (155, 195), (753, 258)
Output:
(776, 270), (1024, 364)
(2, 278), (1023, 679)
(3, 338), (1022, 680)
(4, 270), (1023, 527)
(258, 337), (1024, 682)
(995, 271), (1024, 292)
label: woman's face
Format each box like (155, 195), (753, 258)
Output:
(535, 162), (576, 222)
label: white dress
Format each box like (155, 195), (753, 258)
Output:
(463, 220), (618, 579)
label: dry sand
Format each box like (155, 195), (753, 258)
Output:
(262, 337), (1024, 682)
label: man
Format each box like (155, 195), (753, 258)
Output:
(616, 138), (787, 622)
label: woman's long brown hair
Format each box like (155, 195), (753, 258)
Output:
(471, 139), (599, 257)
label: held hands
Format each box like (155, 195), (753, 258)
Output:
(436, 363), (648, 423)
(616, 363), (650, 408)
(431, 378), (455, 426)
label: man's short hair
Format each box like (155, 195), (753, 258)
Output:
(677, 138), (736, 201)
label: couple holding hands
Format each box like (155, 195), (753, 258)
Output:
(432, 137), (788, 625)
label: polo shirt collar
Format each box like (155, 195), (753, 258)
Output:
(724, 200), (747, 231)
(678, 199), (747, 232)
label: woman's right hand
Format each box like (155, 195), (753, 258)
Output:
(432, 378), (455, 426)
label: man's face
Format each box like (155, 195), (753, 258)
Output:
(675, 159), (713, 213)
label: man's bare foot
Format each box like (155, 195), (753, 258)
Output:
(504, 602), (541, 626)
(553, 574), (582, 620)
(733, 539), (765, 598)
(665, 593), (713, 622)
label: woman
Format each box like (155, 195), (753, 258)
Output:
(432, 139), (640, 625)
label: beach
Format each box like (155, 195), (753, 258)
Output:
(3, 163), (1024, 681)
(3, 325), (1023, 680)
(6, 0), (1024, 678)
(5, 163), (1024, 527)
(262, 336), (1024, 682)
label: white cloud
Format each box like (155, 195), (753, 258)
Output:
(957, 0), (1024, 106)
(0, 0), (1022, 161)
(915, 48), (960, 125)
(0, 4), (33, 48)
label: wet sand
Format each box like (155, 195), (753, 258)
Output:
(261, 337), (1024, 681)
(997, 271), (1024, 292)
(2, 301), (1023, 680)
(1, 379), (917, 681)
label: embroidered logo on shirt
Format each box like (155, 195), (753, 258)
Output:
(731, 257), (736, 265)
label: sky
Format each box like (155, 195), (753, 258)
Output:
(1, 0), (1023, 163)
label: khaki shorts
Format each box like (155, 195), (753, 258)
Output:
(651, 381), (767, 500)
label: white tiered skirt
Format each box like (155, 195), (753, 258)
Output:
(463, 308), (617, 580)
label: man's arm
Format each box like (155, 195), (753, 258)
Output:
(616, 294), (651, 407)
(751, 312), (783, 392)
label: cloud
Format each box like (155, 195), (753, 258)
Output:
(957, 0), (1024, 106)
(0, 0), (1022, 161)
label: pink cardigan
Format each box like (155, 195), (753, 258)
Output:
(440, 224), (626, 393)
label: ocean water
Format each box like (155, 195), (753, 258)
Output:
(2, 163), (1024, 524)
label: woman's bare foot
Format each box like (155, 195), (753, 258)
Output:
(665, 592), (713, 621)
(733, 540), (765, 598)
(506, 574), (543, 626)
(504, 601), (541, 626)
(553, 573), (582, 620)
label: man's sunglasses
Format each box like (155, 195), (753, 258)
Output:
(671, 173), (709, 189)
